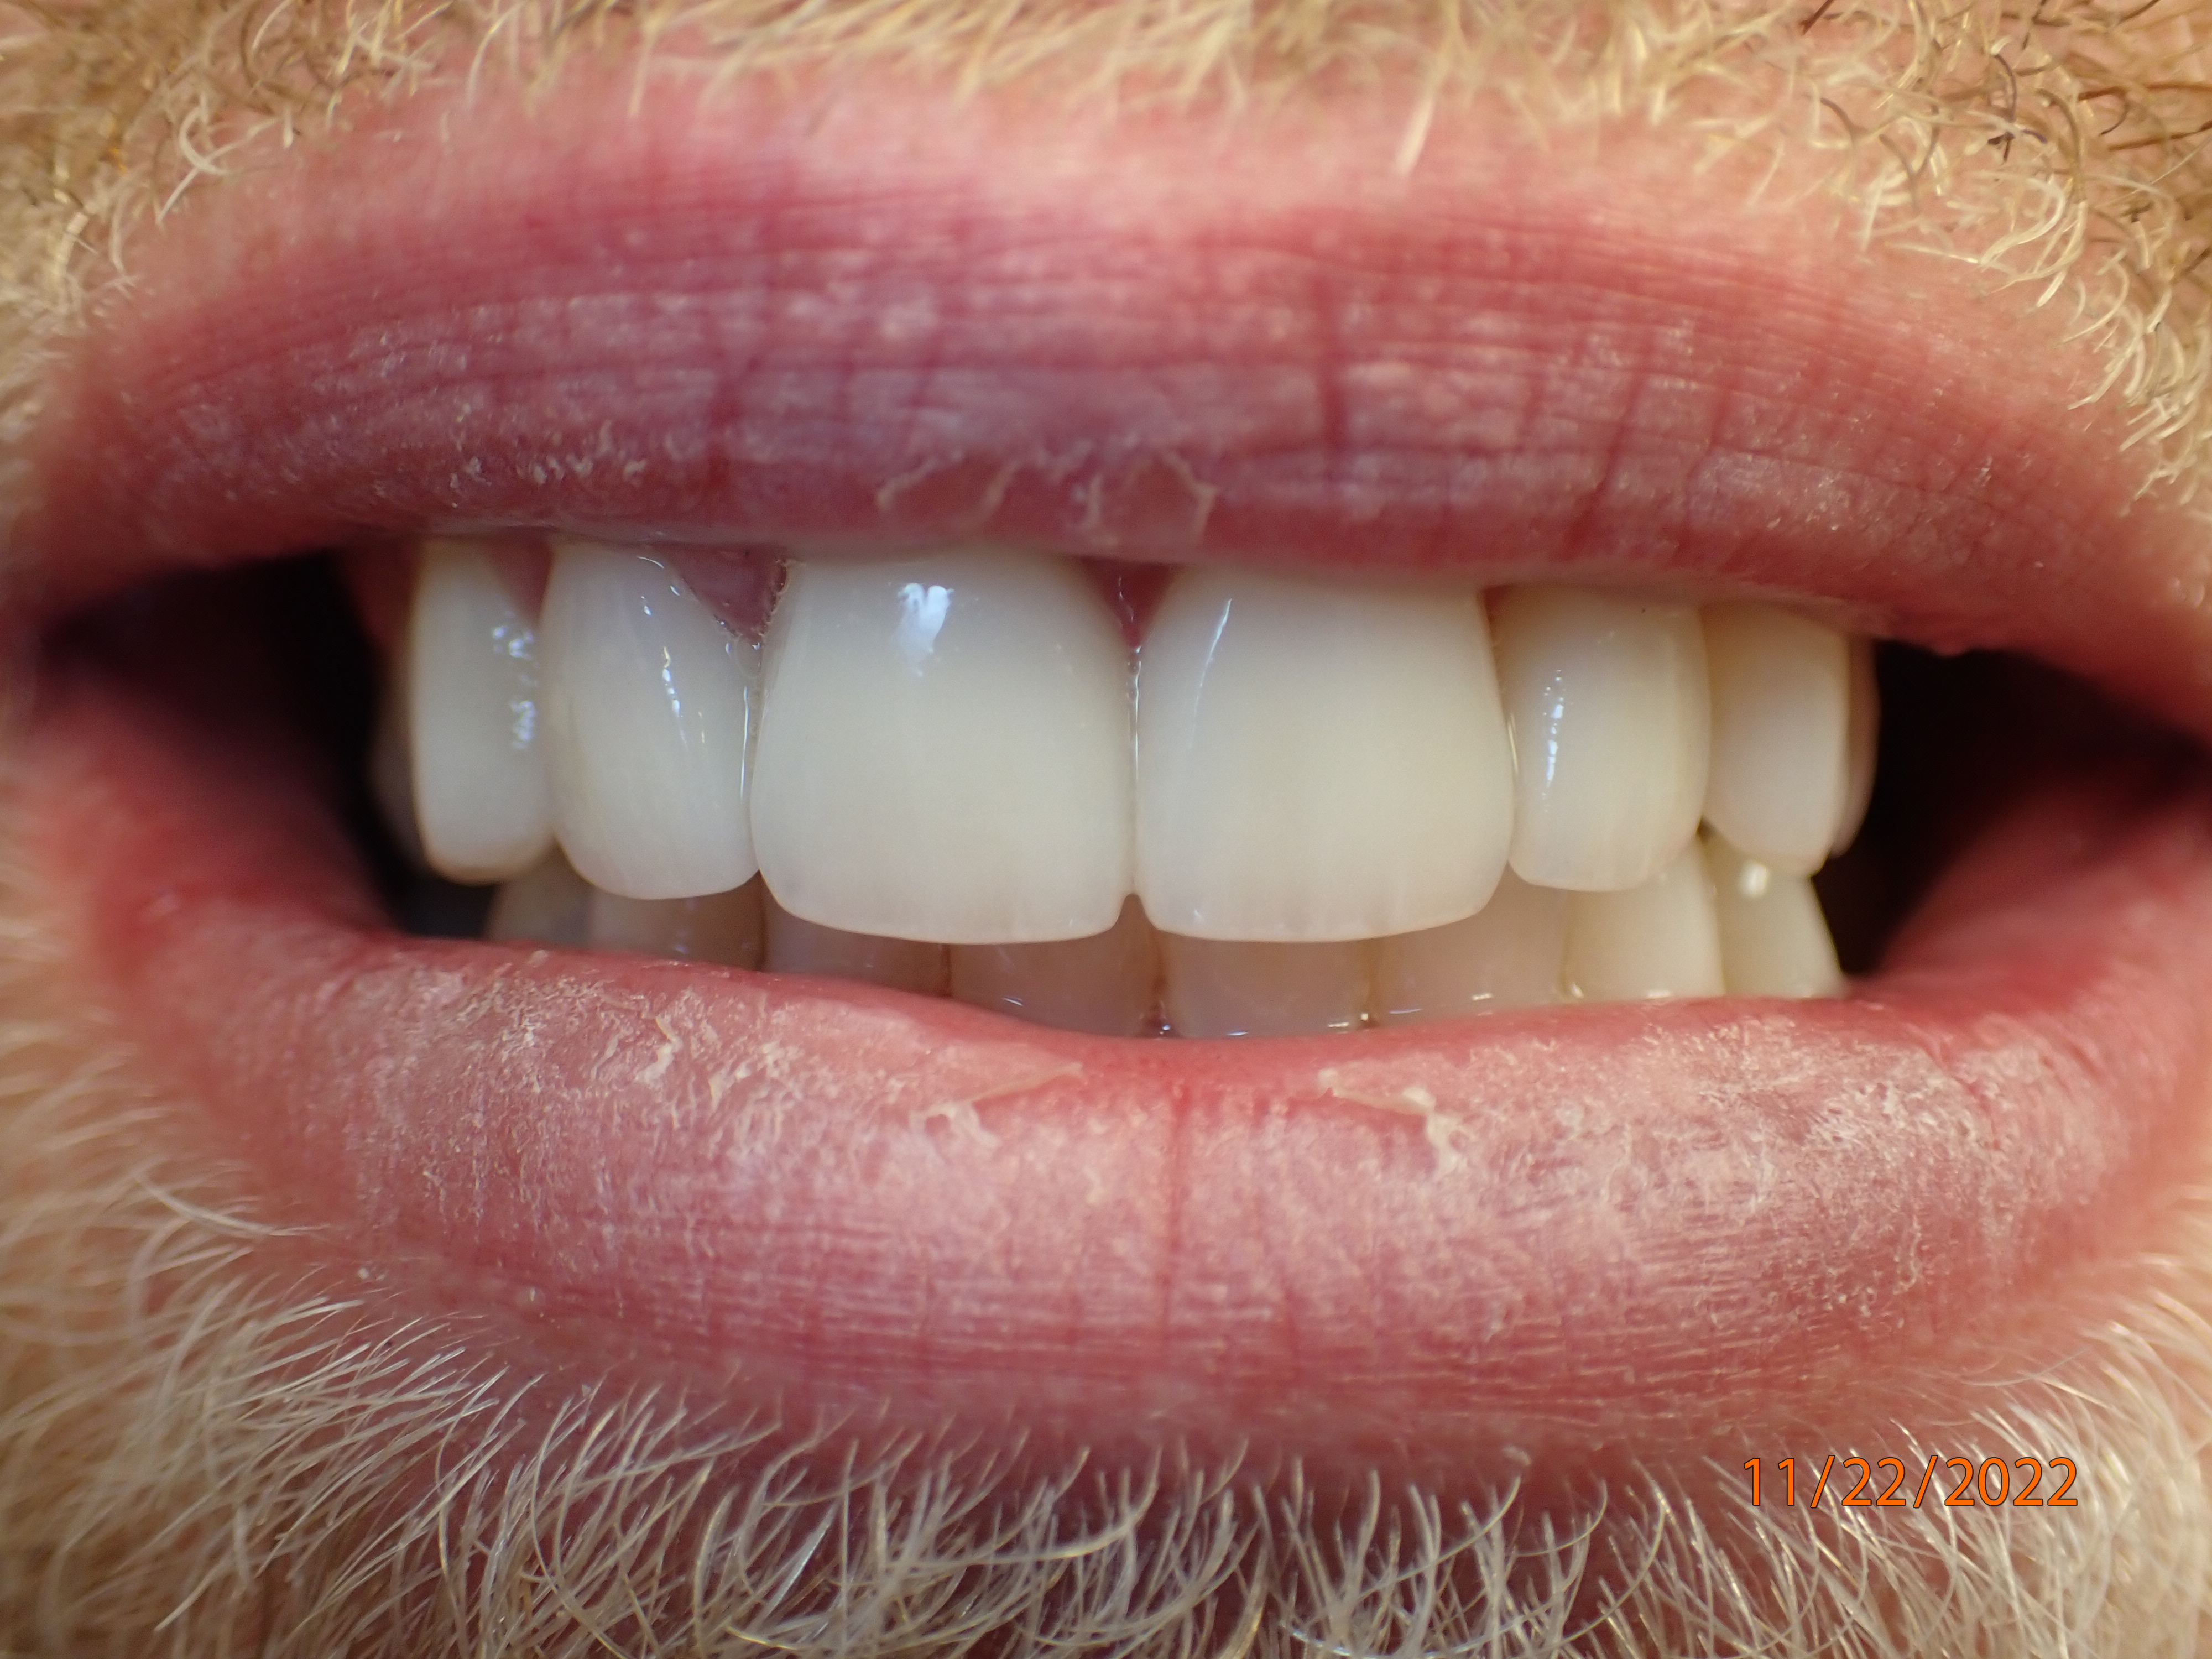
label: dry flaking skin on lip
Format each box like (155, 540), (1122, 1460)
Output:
(14, 2), (2212, 1656)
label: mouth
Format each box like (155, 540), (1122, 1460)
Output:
(15, 62), (2212, 1490)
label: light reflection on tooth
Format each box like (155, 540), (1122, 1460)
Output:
(1562, 841), (1724, 1002)
(1495, 587), (1708, 893)
(589, 879), (765, 968)
(486, 849), (593, 949)
(1135, 567), (1514, 941)
(406, 539), (556, 881)
(1704, 833), (1844, 998)
(1702, 603), (1850, 875)
(1832, 638), (1880, 855)
(951, 897), (1160, 1036)
(1369, 872), (1566, 1025)
(763, 894), (948, 994)
(1159, 933), (1368, 1038)
(541, 543), (760, 900)
(752, 546), (1134, 943)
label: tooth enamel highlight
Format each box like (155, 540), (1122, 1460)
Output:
(588, 880), (765, 968)
(1701, 603), (1850, 875)
(541, 544), (760, 900)
(1495, 588), (1709, 893)
(763, 894), (948, 994)
(752, 547), (1134, 943)
(1369, 872), (1567, 1025)
(1135, 568), (1514, 941)
(486, 850), (594, 948)
(1561, 841), (1725, 1001)
(1704, 834), (1844, 998)
(1833, 638), (1880, 855)
(405, 540), (555, 881)
(951, 897), (1160, 1035)
(1160, 934), (1368, 1037)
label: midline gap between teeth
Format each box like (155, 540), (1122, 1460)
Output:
(378, 537), (1873, 1038)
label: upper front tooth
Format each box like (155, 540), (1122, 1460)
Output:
(1833, 638), (1880, 855)
(540, 543), (761, 901)
(1702, 603), (1851, 875)
(750, 546), (1134, 944)
(1135, 567), (1515, 941)
(405, 540), (554, 882)
(763, 893), (948, 994)
(1495, 587), (1709, 893)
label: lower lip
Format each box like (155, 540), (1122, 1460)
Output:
(28, 591), (2212, 1479)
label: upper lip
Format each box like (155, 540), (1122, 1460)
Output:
(19, 70), (2212, 744)
(20, 64), (2212, 1479)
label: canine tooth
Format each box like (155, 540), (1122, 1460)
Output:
(404, 540), (554, 881)
(1702, 603), (1850, 875)
(588, 880), (764, 968)
(752, 546), (1133, 943)
(541, 544), (760, 900)
(1833, 638), (1880, 854)
(763, 894), (948, 994)
(486, 850), (594, 948)
(951, 898), (1160, 1035)
(1135, 567), (1514, 941)
(1562, 842), (1724, 1001)
(1704, 834), (1844, 998)
(1370, 872), (1567, 1025)
(1159, 933), (1368, 1037)
(1495, 587), (1708, 892)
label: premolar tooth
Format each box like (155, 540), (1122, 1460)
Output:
(486, 849), (593, 948)
(1369, 873), (1566, 1025)
(1832, 638), (1880, 854)
(752, 546), (1134, 943)
(1159, 934), (1368, 1038)
(1135, 567), (1514, 940)
(1562, 842), (1724, 1001)
(405, 540), (554, 881)
(1704, 834), (1844, 998)
(763, 894), (948, 994)
(541, 544), (760, 900)
(951, 897), (1160, 1036)
(1702, 603), (1850, 875)
(1495, 587), (1708, 892)
(588, 880), (764, 968)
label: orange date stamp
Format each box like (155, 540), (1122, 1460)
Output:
(1741, 1454), (2079, 1509)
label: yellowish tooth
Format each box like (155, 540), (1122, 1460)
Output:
(1561, 842), (1725, 1002)
(1704, 833), (1844, 998)
(950, 896), (1160, 1036)
(486, 850), (593, 949)
(587, 879), (764, 968)
(1369, 872), (1566, 1025)
(763, 894), (947, 994)
(1159, 933), (1368, 1038)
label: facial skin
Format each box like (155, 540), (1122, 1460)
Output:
(11, 2), (2212, 1655)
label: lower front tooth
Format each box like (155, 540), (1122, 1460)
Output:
(950, 897), (1160, 1036)
(1704, 834), (1844, 998)
(407, 539), (555, 883)
(486, 849), (594, 948)
(588, 880), (765, 968)
(541, 543), (760, 901)
(763, 895), (948, 994)
(1369, 872), (1567, 1025)
(1561, 842), (1725, 1002)
(751, 546), (1134, 943)
(1135, 567), (1515, 940)
(1159, 934), (1368, 1037)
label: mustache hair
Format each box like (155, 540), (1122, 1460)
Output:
(1, 900), (2210, 1656)
(9, 0), (2212, 531)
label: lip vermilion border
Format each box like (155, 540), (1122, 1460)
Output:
(21, 71), (2212, 1469)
